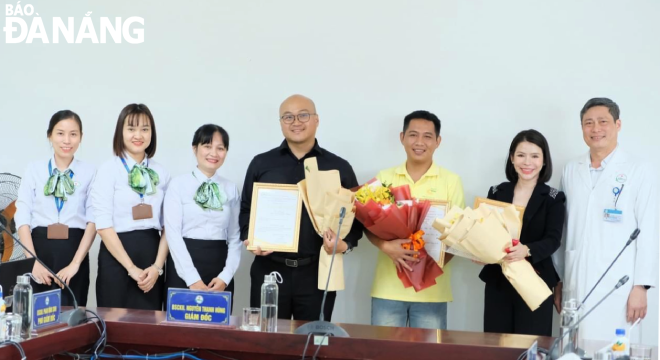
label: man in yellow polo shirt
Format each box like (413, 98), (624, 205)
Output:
(366, 110), (464, 329)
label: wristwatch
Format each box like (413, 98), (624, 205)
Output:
(152, 263), (164, 276)
(343, 242), (354, 255)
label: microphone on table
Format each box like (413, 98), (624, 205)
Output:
(577, 229), (640, 311)
(0, 223), (87, 326)
(548, 229), (639, 359)
(549, 275), (630, 360)
(294, 206), (350, 337)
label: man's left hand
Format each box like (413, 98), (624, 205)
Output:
(323, 229), (348, 254)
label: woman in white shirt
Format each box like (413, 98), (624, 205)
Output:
(91, 104), (170, 310)
(15, 110), (96, 306)
(164, 124), (241, 299)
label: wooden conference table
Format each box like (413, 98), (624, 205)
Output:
(0, 307), (552, 360)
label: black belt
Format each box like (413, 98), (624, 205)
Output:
(270, 255), (318, 268)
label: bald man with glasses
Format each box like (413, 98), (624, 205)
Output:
(239, 94), (364, 321)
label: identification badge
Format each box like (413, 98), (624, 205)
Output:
(603, 209), (623, 222)
(132, 203), (153, 220)
(47, 223), (69, 239)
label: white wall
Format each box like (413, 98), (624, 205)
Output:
(1, 0), (658, 346)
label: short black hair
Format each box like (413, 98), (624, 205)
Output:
(47, 110), (82, 138)
(403, 110), (441, 137)
(113, 104), (157, 158)
(192, 124), (229, 150)
(505, 129), (553, 184)
(580, 97), (620, 123)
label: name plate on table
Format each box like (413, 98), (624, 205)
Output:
(166, 288), (231, 325)
(33, 289), (61, 329)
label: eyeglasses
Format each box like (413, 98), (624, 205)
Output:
(280, 113), (316, 124)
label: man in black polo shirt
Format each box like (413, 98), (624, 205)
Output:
(239, 94), (363, 321)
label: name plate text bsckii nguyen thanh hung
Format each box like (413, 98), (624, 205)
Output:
(166, 288), (232, 326)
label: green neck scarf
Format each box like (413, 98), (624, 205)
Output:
(193, 172), (227, 211)
(129, 164), (160, 196)
(44, 169), (75, 201)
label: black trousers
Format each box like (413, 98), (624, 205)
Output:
(250, 256), (336, 321)
(31, 227), (89, 307)
(97, 229), (164, 310)
(164, 238), (235, 313)
(483, 278), (554, 336)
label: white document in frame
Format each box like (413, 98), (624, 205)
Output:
(254, 188), (298, 246)
(421, 205), (446, 262)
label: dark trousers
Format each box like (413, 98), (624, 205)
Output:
(483, 279), (554, 336)
(250, 256), (336, 321)
(31, 227), (89, 307)
(164, 238), (235, 313)
(97, 229), (164, 310)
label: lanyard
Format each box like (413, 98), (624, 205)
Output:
(121, 157), (148, 200)
(48, 159), (74, 215)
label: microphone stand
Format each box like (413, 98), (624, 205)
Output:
(0, 223), (87, 326)
(294, 207), (350, 337)
(549, 275), (630, 360)
(578, 229), (639, 310)
(548, 229), (640, 359)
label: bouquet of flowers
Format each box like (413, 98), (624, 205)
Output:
(298, 157), (356, 291)
(354, 179), (443, 292)
(433, 204), (552, 310)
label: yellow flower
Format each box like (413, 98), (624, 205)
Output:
(356, 182), (395, 205)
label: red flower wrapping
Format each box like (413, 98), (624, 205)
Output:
(355, 184), (444, 292)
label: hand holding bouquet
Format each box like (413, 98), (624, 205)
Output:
(355, 180), (443, 292)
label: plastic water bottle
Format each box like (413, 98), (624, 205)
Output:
(260, 272), (279, 332)
(13, 275), (33, 339)
(611, 328), (630, 358)
(559, 298), (579, 356)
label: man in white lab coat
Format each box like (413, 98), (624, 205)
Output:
(557, 97), (658, 342)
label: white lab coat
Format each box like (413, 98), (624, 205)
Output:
(557, 148), (659, 342)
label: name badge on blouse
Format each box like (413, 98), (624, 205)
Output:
(132, 203), (153, 220)
(47, 223), (69, 239)
(603, 208), (623, 222)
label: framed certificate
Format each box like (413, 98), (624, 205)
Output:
(247, 183), (303, 253)
(473, 197), (525, 235)
(420, 200), (451, 267)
